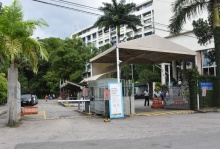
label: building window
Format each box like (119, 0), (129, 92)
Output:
(143, 11), (151, 18)
(98, 30), (103, 36)
(93, 40), (96, 45)
(104, 29), (109, 33)
(202, 49), (216, 75)
(142, 2), (152, 8)
(87, 35), (91, 41)
(144, 32), (153, 36)
(82, 37), (85, 43)
(144, 25), (152, 30)
(136, 28), (142, 32)
(144, 18), (151, 24)
(112, 36), (116, 41)
(126, 31), (133, 36)
(202, 50), (215, 67)
(92, 33), (96, 39)
(112, 41), (117, 46)
(105, 39), (109, 43)
(99, 41), (103, 45)
(111, 31), (116, 36)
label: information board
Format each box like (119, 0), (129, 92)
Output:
(104, 89), (110, 100)
(200, 82), (213, 90)
(108, 83), (124, 118)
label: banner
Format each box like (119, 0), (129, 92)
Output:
(108, 83), (124, 118)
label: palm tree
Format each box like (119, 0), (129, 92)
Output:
(94, 0), (142, 44)
(169, 0), (220, 103)
(0, 0), (48, 126)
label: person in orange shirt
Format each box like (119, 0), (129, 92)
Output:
(45, 94), (48, 102)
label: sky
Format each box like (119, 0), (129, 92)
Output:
(1, 0), (146, 39)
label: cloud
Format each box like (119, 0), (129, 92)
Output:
(1, 0), (146, 39)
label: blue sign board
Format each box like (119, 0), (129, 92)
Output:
(200, 82), (213, 90)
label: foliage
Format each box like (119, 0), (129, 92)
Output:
(0, 0), (49, 73)
(0, 73), (7, 103)
(138, 68), (160, 83)
(169, 0), (220, 106)
(198, 75), (217, 108)
(99, 43), (112, 52)
(155, 82), (162, 92)
(18, 36), (99, 97)
(192, 18), (213, 45)
(188, 68), (199, 110)
(50, 36), (98, 82)
(94, 0), (142, 43)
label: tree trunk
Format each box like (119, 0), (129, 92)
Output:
(7, 63), (19, 126)
(213, 27), (220, 106)
(213, 1), (220, 106)
(117, 25), (120, 44)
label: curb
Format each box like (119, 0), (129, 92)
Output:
(136, 110), (196, 116)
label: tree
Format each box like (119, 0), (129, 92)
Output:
(138, 68), (160, 99)
(50, 36), (98, 83)
(168, 0), (220, 102)
(0, 0), (48, 126)
(0, 73), (7, 104)
(94, 0), (142, 44)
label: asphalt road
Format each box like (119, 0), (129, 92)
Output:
(0, 100), (220, 149)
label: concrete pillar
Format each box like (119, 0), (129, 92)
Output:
(196, 51), (202, 74)
(172, 60), (177, 81)
(161, 63), (166, 85)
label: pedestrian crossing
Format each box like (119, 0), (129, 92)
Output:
(136, 110), (195, 116)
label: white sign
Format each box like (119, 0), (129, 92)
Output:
(108, 83), (124, 118)
(202, 88), (206, 97)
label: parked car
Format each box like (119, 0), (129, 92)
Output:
(32, 95), (38, 105)
(21, 94), (34, 106)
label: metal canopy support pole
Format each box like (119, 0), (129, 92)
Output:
(168, 64), (170, 87)
(116, 46), (120, 83)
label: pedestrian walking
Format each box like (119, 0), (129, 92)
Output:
(144, 90), (149, 106)
(160, 90), (166, 105)
(45, 94), (48, 102)
(53, 94), (55, 100)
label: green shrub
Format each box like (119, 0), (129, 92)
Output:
(0, 73), (7, 104)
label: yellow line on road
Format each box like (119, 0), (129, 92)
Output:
(136, 110), (195, 116)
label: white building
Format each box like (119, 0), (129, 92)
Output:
(72, 0), (215, 80)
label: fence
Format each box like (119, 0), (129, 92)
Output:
(164, 82), (190, 110)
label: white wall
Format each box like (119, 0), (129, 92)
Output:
(153, 0), (209, 37)
(167, 32), (214, 51)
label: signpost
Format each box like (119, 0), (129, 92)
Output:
(104, 89), (110, 121)
(199, 82), (211, 111)
(202, 88), (206, 110)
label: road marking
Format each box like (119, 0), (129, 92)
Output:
(38, 106), (61, 108)
(136, 110), (195, 116)
(22, 116), (91, 121)
(22, 111), (46, 120)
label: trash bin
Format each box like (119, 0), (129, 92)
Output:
(85, 101), (90, 113)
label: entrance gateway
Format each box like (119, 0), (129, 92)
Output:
(81, 34), (196, 116)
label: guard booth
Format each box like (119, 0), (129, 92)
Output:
(87, 78), (135, 116)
